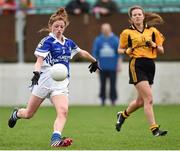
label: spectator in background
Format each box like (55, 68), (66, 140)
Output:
(0, 0), (4, 5)
(0, 0), (4, 15)
(19, 0), (33, 9)
(92, 23), (122, 106)
(92, 0), (118, 17)
(66, 0), (90, 15)
(19, 0), (34, 14)
(2, 0), (16, 15)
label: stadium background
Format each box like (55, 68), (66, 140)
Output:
(0, 0), (180, 106)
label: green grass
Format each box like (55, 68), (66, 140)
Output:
(0, 105), (180, 150)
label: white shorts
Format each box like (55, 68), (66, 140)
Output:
(31, 70), (69, 99)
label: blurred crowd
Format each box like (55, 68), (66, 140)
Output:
(0, 0), (16, 15)
(0, 0), (33, 15)
(0, 0), (179, 16)
(0, 0), (118, 16)
(66, 0), (118, 16)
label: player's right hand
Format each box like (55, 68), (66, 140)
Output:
(31, 71), (40, 86)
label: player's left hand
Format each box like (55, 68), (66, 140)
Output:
(146, 41), (157, 48)
(88, 61), (101, 73)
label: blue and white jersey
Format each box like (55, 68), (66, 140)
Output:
(34, 33), (81, 76)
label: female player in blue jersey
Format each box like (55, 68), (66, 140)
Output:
(8, 7), (100, 147)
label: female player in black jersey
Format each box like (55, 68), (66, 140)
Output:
(115, 5), (167, 136)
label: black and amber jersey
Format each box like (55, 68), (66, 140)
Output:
(119, 25), (164, 59)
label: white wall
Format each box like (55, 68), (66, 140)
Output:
(0, 62), (179, 106)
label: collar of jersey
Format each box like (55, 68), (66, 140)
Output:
(49, 32), (67, 45)
(129, 24), (149, 33)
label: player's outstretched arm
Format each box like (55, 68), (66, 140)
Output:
(78, 49), (101, 73)
(78, 49), (96, 63)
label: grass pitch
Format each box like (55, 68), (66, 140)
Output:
(0, 105), (180, 150)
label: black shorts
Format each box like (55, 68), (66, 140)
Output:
(129, 57), (155, 85)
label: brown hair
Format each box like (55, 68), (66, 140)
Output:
(39, 7), (69, 33)
(128, 5), (164, 26)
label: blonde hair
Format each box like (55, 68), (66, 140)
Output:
(128, 5), (164, 26)
(39, 7), (69, 33)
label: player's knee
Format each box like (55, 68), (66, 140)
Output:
(57, 107), (68, 118)
(58, 111), (68, 119)
(144, 95), (153, 107)
(149, 100), (153, 105)
(147, 96), (153, 105)
(144, 94), (153, 102)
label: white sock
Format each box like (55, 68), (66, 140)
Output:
(53, 131), (61, 136)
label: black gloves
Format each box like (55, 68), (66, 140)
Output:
(31, 71), (40, 86)
(146, 41), (157, 48)
(88, 61), (101, 73)
(146, 41), (152, 47)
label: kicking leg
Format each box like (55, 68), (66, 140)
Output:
(8, 95), (43, 128)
